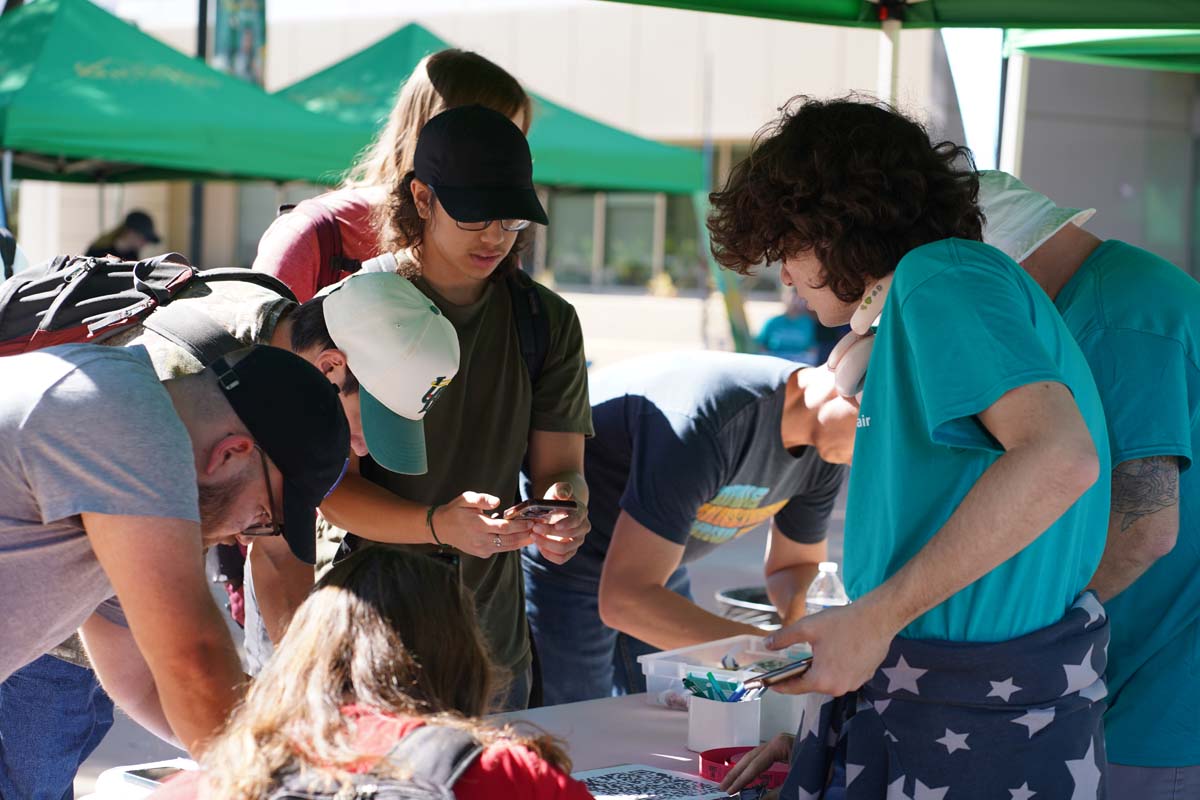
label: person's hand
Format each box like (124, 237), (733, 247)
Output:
(762, 597), (899, 697)
(433, 492), (534, 559)
(530, 482), (591, 565)
(719, 733), (794, 794)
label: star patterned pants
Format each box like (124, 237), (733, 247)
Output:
(782, 592), (1111, 800)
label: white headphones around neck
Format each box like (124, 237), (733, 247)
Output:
(825, 273), (893, 402)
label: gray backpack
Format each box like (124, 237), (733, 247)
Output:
(267, 725), (483, 800)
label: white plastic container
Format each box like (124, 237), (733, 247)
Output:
(757, 690), (804, 739)
(687, 695), (762, 752)
(638, 634), (770, 710)
(638, 634), (812, 741)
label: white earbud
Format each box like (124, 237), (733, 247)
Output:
(831, 335), (874, 399)
(825, 273), (893, 401)
(849, 273), (892, 335)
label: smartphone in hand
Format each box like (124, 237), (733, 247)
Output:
(742, 657), (814, 690)
(501, 499), (578, 520)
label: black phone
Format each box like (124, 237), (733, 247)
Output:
(124, 765), (183, 787)
(501, 499), (578, 520)
(742, 657), (814, 689)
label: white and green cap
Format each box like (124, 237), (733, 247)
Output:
(978, 170), (1096, 263)
(320, 272), (459, 475)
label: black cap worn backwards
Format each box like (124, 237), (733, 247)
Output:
(413, 105), (549, 226)
(212, 346), (350, 564)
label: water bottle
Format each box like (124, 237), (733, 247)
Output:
(805, 561), (850, 616)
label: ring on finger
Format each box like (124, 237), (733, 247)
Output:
(493, 535), (503, 548)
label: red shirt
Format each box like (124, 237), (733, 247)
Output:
(252, 186), (386, 303)
(150, 706), (594, 800)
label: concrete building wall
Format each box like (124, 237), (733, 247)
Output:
(16, 3), (939, 265)
(1016, 58), (1200, 275)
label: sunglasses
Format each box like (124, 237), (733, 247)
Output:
(240, 446), (283, 539)
(430, 190), (532, 232)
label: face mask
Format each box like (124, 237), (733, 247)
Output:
(825, 273), (892, 402)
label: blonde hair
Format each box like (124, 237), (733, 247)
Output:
(198, 548), (570, 799)
(343, 49), (532, 190)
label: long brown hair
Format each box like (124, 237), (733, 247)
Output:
(198, 548), (570, 799)
(343, 48), (532, 190)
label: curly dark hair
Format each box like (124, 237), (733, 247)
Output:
(707, 95), (984, 302)
(382, 170), (531, 281)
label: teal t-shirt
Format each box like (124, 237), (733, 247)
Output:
(1055, 239), (1200, 767)
(845, 238), (1111, 642)
(757, 314), (817, 361)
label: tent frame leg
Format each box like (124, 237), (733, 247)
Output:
(999, 51), (1029, 176)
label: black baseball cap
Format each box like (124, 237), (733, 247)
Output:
(123, 210), (160, 244)
(212, 346), (351, 564)
(413, 105), (549, 226)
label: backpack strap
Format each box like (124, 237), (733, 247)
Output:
(505, 270), (550, 385)
(379, 724), (484, 790)
(0, 227), (15, 280)
(142, 302), (245, 366)
(197, 267), (299, 304)
(288, 201), (362, 291)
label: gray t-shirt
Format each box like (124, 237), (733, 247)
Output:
(52, 278), (291, 666)
(527, 352), (846, 583)
(0, 345), (199, 681)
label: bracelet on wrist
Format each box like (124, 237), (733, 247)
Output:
(427, 504), (444, 546)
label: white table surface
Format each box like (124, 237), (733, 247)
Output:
(494, 693), (702, 774)
(85, 694), (702, 798)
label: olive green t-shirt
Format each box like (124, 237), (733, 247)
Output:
(359, 274), (593, 676)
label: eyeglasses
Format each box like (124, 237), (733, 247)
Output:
(430, 190), (532, 232)
(240, 446), (283, 539)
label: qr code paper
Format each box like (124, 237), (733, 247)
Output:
(573, 764), (727, 800)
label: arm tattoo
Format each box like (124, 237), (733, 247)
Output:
(1111, 456), (1180, 532)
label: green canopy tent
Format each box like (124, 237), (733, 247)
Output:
(275, 23), (705, 195)
(0, 0), (364, 185)
(596, 0), (1200, 349)
(1006, 28), (1200, 74)
(597, 1), (1200, 30)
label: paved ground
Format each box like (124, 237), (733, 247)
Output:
(74, 290), (832, 793)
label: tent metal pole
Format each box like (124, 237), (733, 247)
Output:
(878, 18), (902, 104)
(998, 50), (1029, 177)
(0, 150), (11, 230)
(189, 0), (208, 266)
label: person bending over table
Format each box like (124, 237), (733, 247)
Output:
(524, 352), (856, 705)
(151, 548), (594, 800)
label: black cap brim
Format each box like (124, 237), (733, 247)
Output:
(434, 184), (548, 226)
(282, 476), (318, 564)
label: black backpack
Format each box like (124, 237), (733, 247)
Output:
(0, 227), (15, 281)
(0, 252), (296, 363)
(267, 725), (483, 800)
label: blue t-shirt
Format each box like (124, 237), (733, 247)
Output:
(757, 314), (817, 362)
(1055, 240), (1200, 767)
(527, 352), (846, 585)
(846, 239), (1111, 642)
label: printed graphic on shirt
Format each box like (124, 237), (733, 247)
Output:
(691, 485), (788, 544)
